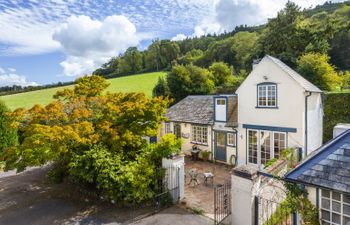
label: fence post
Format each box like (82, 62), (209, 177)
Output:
(231, 165), (259, 225)
(162, 156), (185, 200)
(254, 196), (259, 225)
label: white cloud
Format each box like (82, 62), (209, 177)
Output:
(53, 15), (140, 76)
(0, 68), (38, 87)
(171, 34), (187, 41)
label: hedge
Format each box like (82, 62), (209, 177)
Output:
(323, 92), (350, 142)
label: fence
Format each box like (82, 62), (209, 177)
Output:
(214, 182), (232, 225)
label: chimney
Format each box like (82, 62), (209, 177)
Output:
(252, 59), (261, 70)
(333, 123), (350, 138)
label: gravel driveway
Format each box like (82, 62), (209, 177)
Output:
(0, 167), (213, 225)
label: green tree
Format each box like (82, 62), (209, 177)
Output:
(0, 101), (17, 156)
(120, 47), (143, 74)
(167, 65), (214, 102)
(259, 2), (327, 65)
(3, 75), (181, 203)
(209, 62), (232, 87)
(152, 77), (171, 97)
(297, 53), (341, 91)
(231, 31), (259, 70)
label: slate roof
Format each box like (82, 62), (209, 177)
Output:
(266, 55), (323, 93)
(165, 95), (214, 125)
(286, 129), (350, 193)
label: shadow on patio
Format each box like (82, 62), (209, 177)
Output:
(179, 156), (233, 220)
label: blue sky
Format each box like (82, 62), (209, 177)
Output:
(0, 0), (343, 87)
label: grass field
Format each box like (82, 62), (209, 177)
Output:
(0, 72), (166, 110)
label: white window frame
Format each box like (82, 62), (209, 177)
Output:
(216, 99), (226, 105)
(257, 84), (277, 108)
(247, 129), (286, 165)
(191, 125), (208, 145)
(227, 133), (236, 146)
(164, 122), (172, 134)
(320, 189), (350, 225)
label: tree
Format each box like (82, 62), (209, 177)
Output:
(167, 65), (215, 102)
(259, 2), (327, 66)
(3, 75), (181, 203)
(231, 31), (259, 70)
(120, 47), (143, 74)
(0, 101), (17, 156)
(297, 53), (341, 91)
(209, 62), (232, 87)
(152, 77), (171, 97)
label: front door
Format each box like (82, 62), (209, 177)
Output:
(215, 132), (227, 162)
(174, 123), (181, 139)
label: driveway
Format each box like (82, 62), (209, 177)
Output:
(133, 207), (213, 225)
(0, 167), (213, 225)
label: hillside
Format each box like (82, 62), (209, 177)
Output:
(94, 0), (350, 80)
(0, 72), (165, 110)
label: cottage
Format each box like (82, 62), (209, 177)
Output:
(162, 55), (324, 167)
(285, 126), (350, 225)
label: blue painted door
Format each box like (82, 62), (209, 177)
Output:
(215, 132), (227, 162)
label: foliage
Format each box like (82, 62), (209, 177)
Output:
(297, 53), (341, 91)
(0, 101), (18, 156)
(262, 180), (319, 225)
(153, 77), (171, 97)
(167, 64), (215, 102)
(2, 75), (182, 203)
(209, 62), (233, 87)
(323, 92), (350, 142)
(231, 31), (259, 70)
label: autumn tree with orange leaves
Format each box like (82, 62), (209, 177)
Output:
(2, 75), (181, 203)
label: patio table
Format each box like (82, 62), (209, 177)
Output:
(188, 169), (199, 186)
(203, 172), (214, 186)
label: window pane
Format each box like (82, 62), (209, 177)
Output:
(344, 194), (350, 204)
(260, 131), (271, 165)
(333, 191), (341, 201)
(248, 130), (258, 164)
(322, 199), (330, 209)
(332, 201), (341, 213)
(322, 210), (330, 220)
(344, 204), (350, 216)
(343, 216), (350, 225)
(332, 213), (340, 224)
(322, 190), (330, 198)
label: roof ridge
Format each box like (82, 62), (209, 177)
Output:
(265, 55), (322, 93)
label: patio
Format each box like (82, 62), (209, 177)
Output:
(180, 156), (233, 219)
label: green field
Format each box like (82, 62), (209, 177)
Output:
(0, 72), (166, 110)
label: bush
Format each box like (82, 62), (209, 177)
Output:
(0, 100), (17, 156)
(323, 92), (350, 142)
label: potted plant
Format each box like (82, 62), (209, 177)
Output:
(201, 150), (210, 161)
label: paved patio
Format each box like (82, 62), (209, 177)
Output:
(180, 157), (233, 219)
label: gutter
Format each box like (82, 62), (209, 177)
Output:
(304, 91), (312, 157)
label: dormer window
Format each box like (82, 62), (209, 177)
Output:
(215, 97), (227, 122)
(257, 83), (277, 108)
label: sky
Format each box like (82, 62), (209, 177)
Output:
(0, 0), (345, 87)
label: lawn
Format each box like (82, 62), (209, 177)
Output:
(0, 72), (166, 110)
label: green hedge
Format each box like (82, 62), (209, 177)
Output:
(323, 92), (350, 142)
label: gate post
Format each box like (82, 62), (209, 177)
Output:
(162, 156), (185, 200)
(231, 165), (259, 225)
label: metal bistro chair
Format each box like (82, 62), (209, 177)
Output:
(188, 168), (199, 186)
(203, 166), (215, 186)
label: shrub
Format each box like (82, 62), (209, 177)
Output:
(323, 92), (350, 142)
(0, 100), (17, 156)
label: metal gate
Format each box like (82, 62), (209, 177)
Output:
(214, 182), (231, 225)
(153, 166), (180, 211)
(255, 196), (295, 225)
